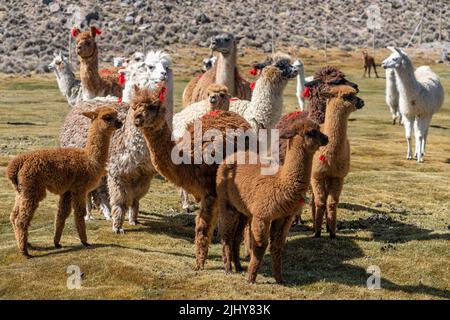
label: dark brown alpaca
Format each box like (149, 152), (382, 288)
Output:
(362, 50), (379, 78)
(131, 86), (251, 270)
(72, 26), (123, 99)
(216, 117), (328, 283)
(7, 107), (122, 258)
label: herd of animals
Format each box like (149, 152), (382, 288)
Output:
(5, 26), (445, 284)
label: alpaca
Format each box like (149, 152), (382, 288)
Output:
(311, 85), (364, 238)
(362, 50), (379, 78)
(229, 54), (298, 132)
(72, 26), (123, 99)
(132, 86), (251, 270)
(7, 107), (122, 258)
(60, 50), (173, 228)
(385, 68), (401, 125)
(48, 51), (82, 107)
(182, 32), (251, 106)
(381, 47), (444, 162)
(203, 55), (217, 72)
(293, 59), (308, 111)
(216, 116), (328, 283)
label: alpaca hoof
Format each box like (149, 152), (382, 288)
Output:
(193, 265), (204, 271)
(407, 156), (413, 160)
(54, 243), (62, 249)
(23, 252), (33, 259)
(27, 242), (33, 248)
(84, 215), (94, 221)
(104, 215), (112, 221)
(418, 158), (424, 163)
(314, 232), (321, 238)
(183, 208), (190, 214)
(128, 220), (138, 226)
(235, 265), (244, 273)
(276, 278), (285, 285)
(82, 242), (91, 247)
(329, 233), (336, 239)
(112, 227), (124, 234)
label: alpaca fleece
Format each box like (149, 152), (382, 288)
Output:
(7, 107), (121, 258)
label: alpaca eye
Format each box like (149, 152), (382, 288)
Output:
(219, 93), (225, 98)
(103, 116), (113, 121)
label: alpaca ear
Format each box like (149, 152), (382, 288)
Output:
(394, 47), (406, 57)
(235, 35), (244, 43)
(82, 111), (98, 120)
(71, 27), (80, 38)
(322, 91), (336, 99)
(280, 129), (297, 139)
(90, 26), (101, 38)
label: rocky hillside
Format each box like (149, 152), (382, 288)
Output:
(0, 0), (449, 73)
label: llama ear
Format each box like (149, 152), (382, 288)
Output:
(90, 26), (101, 38)
(280, 129), (297, 139)
(235, 35), (244, 43)
(82, 111), (98, 120)
(394, 47), (406, 57)
(71, 27), (80, 38)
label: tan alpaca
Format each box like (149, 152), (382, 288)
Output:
(216, 116), (328, 283)
(362, 50), (379, 78)
(6, 107), (122, 258)
(311, 85), (364, 239)
(182, 32), (251, 106)
(73, 26), (123, 99)
(131, 86), (251, 269)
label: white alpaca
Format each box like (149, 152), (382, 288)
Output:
(385, 68), (401, 125)
(382, 47), (444, 163)
(48, 51), (82, 107)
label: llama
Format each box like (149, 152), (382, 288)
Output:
(385, 68), (401, 125)
(72, 26), (123, 99)
(60, 50), (173, 229)
(7, 107), (122, 258)
(293, 59), (311, 111)
(311, 85), (364, 238)
(132, 86), (251, 270)
(381, 47), (444, 162)
(216, 116), (328, 283)
(182, 32), (251, 106)
(203, 55), (217, 72)
(48, 51), (82, 107)
(362, 50), (379, 78)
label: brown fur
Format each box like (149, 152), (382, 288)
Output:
(310, 85), (364, 238)
(131, 86), (251, 270)
(75, 26), (123, 98)
(362, 50), (379, 78)
(216, 118), (328, 283)
(182, 76), (201, 107)
(7, 107), (121, 258)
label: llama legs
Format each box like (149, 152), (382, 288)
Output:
(248, 218), (270, 283)
(270, 215), (295, 284)
(402, 115), (414, 160)
(54, 192), (72, 248)
(415, 116), (432, 162)
(194, 195), (218, 270)
(326, 177), (343, 239)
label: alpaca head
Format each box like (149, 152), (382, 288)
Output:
(381, 47), (408, 69)
(280, 116), (329, 153)
(144, 50), (172, 83)
(48, 51), (73, 74)
(324, 85), (365, 115)
(202, 55), (217, 72)
(210, 32), (241, 55)
(254, 52), (298, 79)
(73, 26), (100, 59)
(206, 84), (230, 110)
(292, 59), (304, 74)
(131, 86), (166, 130)
(82, 106), (123, 133)
(362, 50), (369, 58)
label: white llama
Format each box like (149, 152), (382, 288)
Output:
(385, 68), (401, 125)
(293, 59), (313, 111)
(382, 47), (444, 163)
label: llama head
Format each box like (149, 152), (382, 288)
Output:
(210, 32), (240, 55)
(292, 59), (304, 74)
(131, 85), (166, 130)
(280, 116), (328, 153)
(82, 106), (122, 132)
(144, 50), (172, 83)
(381, 47), (408, 69)
(74, 26), (100, 59)
(323, 85), (364, 114)
(202, 55), (217, 72)
(206, 84), (230, 110)
(48, 51), (72, 74)
(258, 55), (298, 86)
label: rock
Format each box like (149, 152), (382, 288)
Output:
(49, 2), (60, 13)
(374, 202), (382, 208)
(42, 0), (53, 5)
(125, 15), (134, 25)
(134, 15), (144, 25)
(196, 13), (211, 24)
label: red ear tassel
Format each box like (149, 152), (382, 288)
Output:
(319, 155), (327, 162)
(94, 28), (102, 36)
(250, 82), (256, 90)
(229, 97), (238, 102)
(159, 87), (167, 103)
(118, 97), (122, 103)
(201, 109), (223, 119)
(301, 86), (311, 98)
(249, 67), (258, 76)
(118, 73), (126, 86)
(71, 27), (79, 38)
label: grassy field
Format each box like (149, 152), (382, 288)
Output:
(0, 48), (449, 299)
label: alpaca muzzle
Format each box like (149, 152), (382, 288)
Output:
(115, 120), (123, 129)
(356, 97), (365, 109)
(209, 96), (217, 104)
(319, 133), (329, 146)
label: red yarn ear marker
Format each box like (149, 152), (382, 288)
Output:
(249, 67), (258, 76)
(298, 198), (306, 205)
(229, 97), (238, 102)
(118, 73), (125, 86)
(287, 111), (302, 120)
(301, 86), (310, 98)
(159, 87), (167, 103)
(71, 27), (79, 38)
(94, 28), (102, 36)
(118, 97), (122, 103)
(319, 155), (327, 162)
(250, 82), (256, 90)
(201, 109), (223, 119)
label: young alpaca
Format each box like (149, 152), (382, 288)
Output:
(311, 86), (364, 239)
(48, 51), (82, 107)
(72, 26), (123, 100)
(182, 32), (251, 106)
(385, 68), (401, 125)
(362, 50), (379, 78)
(217, 117), (328, 283)
(132, 86), (251, 270)
(382, 47), (444, 163)
(7, 107), (122, 258)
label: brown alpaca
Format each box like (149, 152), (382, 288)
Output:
(216, 117), (328, 283)
(131, 86), (251, 270)
(362, 50), (379, 78)
(6, 107), (122, 258)
(311, 85), (364, 239)
(182, 32), (251, 106)
(72, 26), (123, 99)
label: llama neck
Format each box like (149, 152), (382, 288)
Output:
(84, 124), (112, 169)
(279, 140), (314, 200)
(296, 66), (306, 109)
(393, 58), (419, 102)
(79, 47), (103, 98)
(215, 45), (237, 96)
(323, 106), (349, 156)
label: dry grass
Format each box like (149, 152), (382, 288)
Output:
(0, 47), (449, 299)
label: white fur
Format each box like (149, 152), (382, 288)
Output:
(293, 59), (306, 111)
(385, 68), (401, 125)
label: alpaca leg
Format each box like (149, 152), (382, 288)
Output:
(420, 115), (432, 159)
(232, 213), (248, 272)
(326, 178), (343, 239)
(180, 188), (191, 214)
(270, 215), (295, 284)
(95, 179), (111, 220)
(243, 220), (252, 260)
(363, 67), (367, 78)
(373, 64), (379, 78)
(85, 193), (94, 221)
(218, 201), (239, 273)
(128, 199), (139, 225)
(54, 192), (72, 248)
(72, 194), (89, 246)
(248, 218), (270, 283)
(15, 197), (40, 258)
(111, 203), (126, 234)
(368, 65), (371, 78)
(311, 178), (327, 237)
(310, 191), (316, 227)
(402, 115), (414, 160)
(194, 195), (217, 270)
(9, 195), (20, 245)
